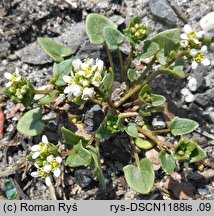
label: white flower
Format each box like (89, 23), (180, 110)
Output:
(96, 59), (104, 71)
(180, 24), (205, 45)
(53, 167), (61, 177)
(56, 156), (62, 164)
(92, 72), (102, 87)
(72, 59), (82, 70)
(190, 45), (210, 69)
(180, 40), (189, 48)
(45, 176), (51, 186)
(82, 87), (94, 100)
(31, 135), (49, 159)
(4, 68), (21, 87)
(64, 84), (82, 98)
(43, 164), (52, 173)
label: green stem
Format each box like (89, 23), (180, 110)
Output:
(114, 69), (161, 108)
(152, 128), (171, 134)
(130, 140), (141, 169)
(95, 139), (101, 159)
(105, 44), (115, 75)
(124, 46), (134, 72)
(135, 56), (156, 84)
(137, 126), (173, 149)
(118, 48), (125, 82)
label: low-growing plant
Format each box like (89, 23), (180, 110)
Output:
(3, 13), (211, 194)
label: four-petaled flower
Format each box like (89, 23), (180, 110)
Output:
(31, 135), (49, 159)
(4, 68), (21, 87)
(180, 24), (205, 46)
(190, 45), (210, 69)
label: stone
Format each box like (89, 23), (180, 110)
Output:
(149, 0), (177, 26)
(181, 88), (195, 103)
(200, 12), (214, 34)
(194, 89), (214, 107)
(109, 15), (125, 26)
(74, 169), (94, 189)
(187, 77), (197, 92)
(84, 105), (105, 133)
(152, 115), (166, 130)
(0, 41), (10, 59)
(209, 111), (214, 124)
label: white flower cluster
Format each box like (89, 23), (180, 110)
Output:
(63, 58), (104, 101)
(30, 135), (62, 186)
(4, 68), (21, 87)
(180, 24), (210, 69)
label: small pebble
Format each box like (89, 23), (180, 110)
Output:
(209, 111), (214, 124)
(152, 115), (166, 130)
(197, 187), (209, 195)
(181, 88), (195, 103)
(200, 11), (214, 33)
(187, 77), (197, 92)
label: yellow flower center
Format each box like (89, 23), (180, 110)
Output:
(194, 52), (205, 63)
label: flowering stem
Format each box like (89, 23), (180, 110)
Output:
(124, 46), (134, 72)
(135, 56), (156, 84)
(105, 44), (115, 75)
(118, 48), (125, 82)
(137, 126), (173, 149)
(34, 89), (52, 95)
(114, 69), (161, 108)
(119, 112), (139, 118)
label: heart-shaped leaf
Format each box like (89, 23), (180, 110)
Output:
(125, 123), (138, 138)
(17, 108), (44, 136)
(86, 13), (117, 45)
(5, 180), (17, 200)
(65, 141), (92, 167)
(103, 27), (124, 50)
(123, 158), (155, 194)
(38, 37), (73, 62)
(170, 117), (199, 136)
(159, 150), (176, 174)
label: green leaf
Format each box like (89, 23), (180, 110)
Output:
(38, 37), (73, 62)
(127, 69), (138, 82)
(151, 94), (166, 106)
(38, 90), (58, 105)
(148, 29), (181, 65)
(140, 41), (159, 59)
(170, 117), (199, 136)
(160, 59), (185, 78)
(5, 180), (17, 200)
(103, 27), (124, 50)
(159, 150), (176, 175)
(86, 13), (117, 45)
(95, 114), (118, 140)
(52, 59), (73, 86)
(189, 146), (206, 163)
(17, 108), (45, 136)
(65, 141), (92, 167)
(125, 123), (138, 138)
(101, 72), (114, 96)
(173, 138), (197, 161)
(89, 148), (106, 189)
(123, 158), (155, 194)
(134, 137), (155, 150)
(61, 127), (88, 146)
